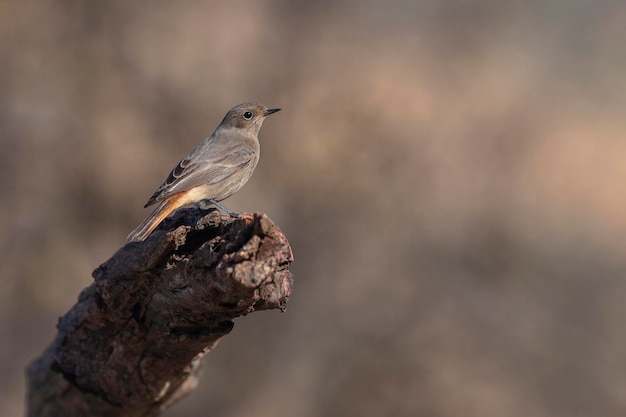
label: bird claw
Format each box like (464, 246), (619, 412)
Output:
(207, 199), (239, 217)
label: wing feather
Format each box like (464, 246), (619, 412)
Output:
(144, 138), (257, 207)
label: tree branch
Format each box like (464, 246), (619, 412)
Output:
(26, 208), (293, 417)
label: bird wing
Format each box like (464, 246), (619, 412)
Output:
(144, 138), (257, 207)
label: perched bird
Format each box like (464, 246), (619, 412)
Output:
(127, 102), (280, 242)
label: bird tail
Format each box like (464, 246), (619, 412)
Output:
(127, 196), (180, 242)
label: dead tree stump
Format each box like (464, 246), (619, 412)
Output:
(26, 208), (293, 417)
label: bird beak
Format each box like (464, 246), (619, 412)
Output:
(264, 108), (281, 116)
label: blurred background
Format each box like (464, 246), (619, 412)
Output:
(2, 1), (625, 416)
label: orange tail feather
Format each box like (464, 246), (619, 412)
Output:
(127, 194), (184, 242)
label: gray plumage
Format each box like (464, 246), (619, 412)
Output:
(127, 102), (280, 242)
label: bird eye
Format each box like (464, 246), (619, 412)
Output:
(243, 111), (253, 120)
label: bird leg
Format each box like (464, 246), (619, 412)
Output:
(207, 199), (239, 217)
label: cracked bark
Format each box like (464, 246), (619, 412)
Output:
(26, 208), (293, 417)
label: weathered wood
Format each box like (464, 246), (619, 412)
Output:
(26, 208), (293, 417)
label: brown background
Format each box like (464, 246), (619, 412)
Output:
(2, 1), (625, 416)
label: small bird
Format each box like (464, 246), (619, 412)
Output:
(127, 102), (280, 242)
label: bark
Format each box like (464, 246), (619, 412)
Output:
(26, 208), (293, 417)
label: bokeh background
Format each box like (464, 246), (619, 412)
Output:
(2, 1), (626, 416)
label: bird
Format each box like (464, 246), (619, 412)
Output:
(127, 102), (281, 242)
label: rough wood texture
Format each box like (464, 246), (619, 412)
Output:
(26, 208), (293, 417)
